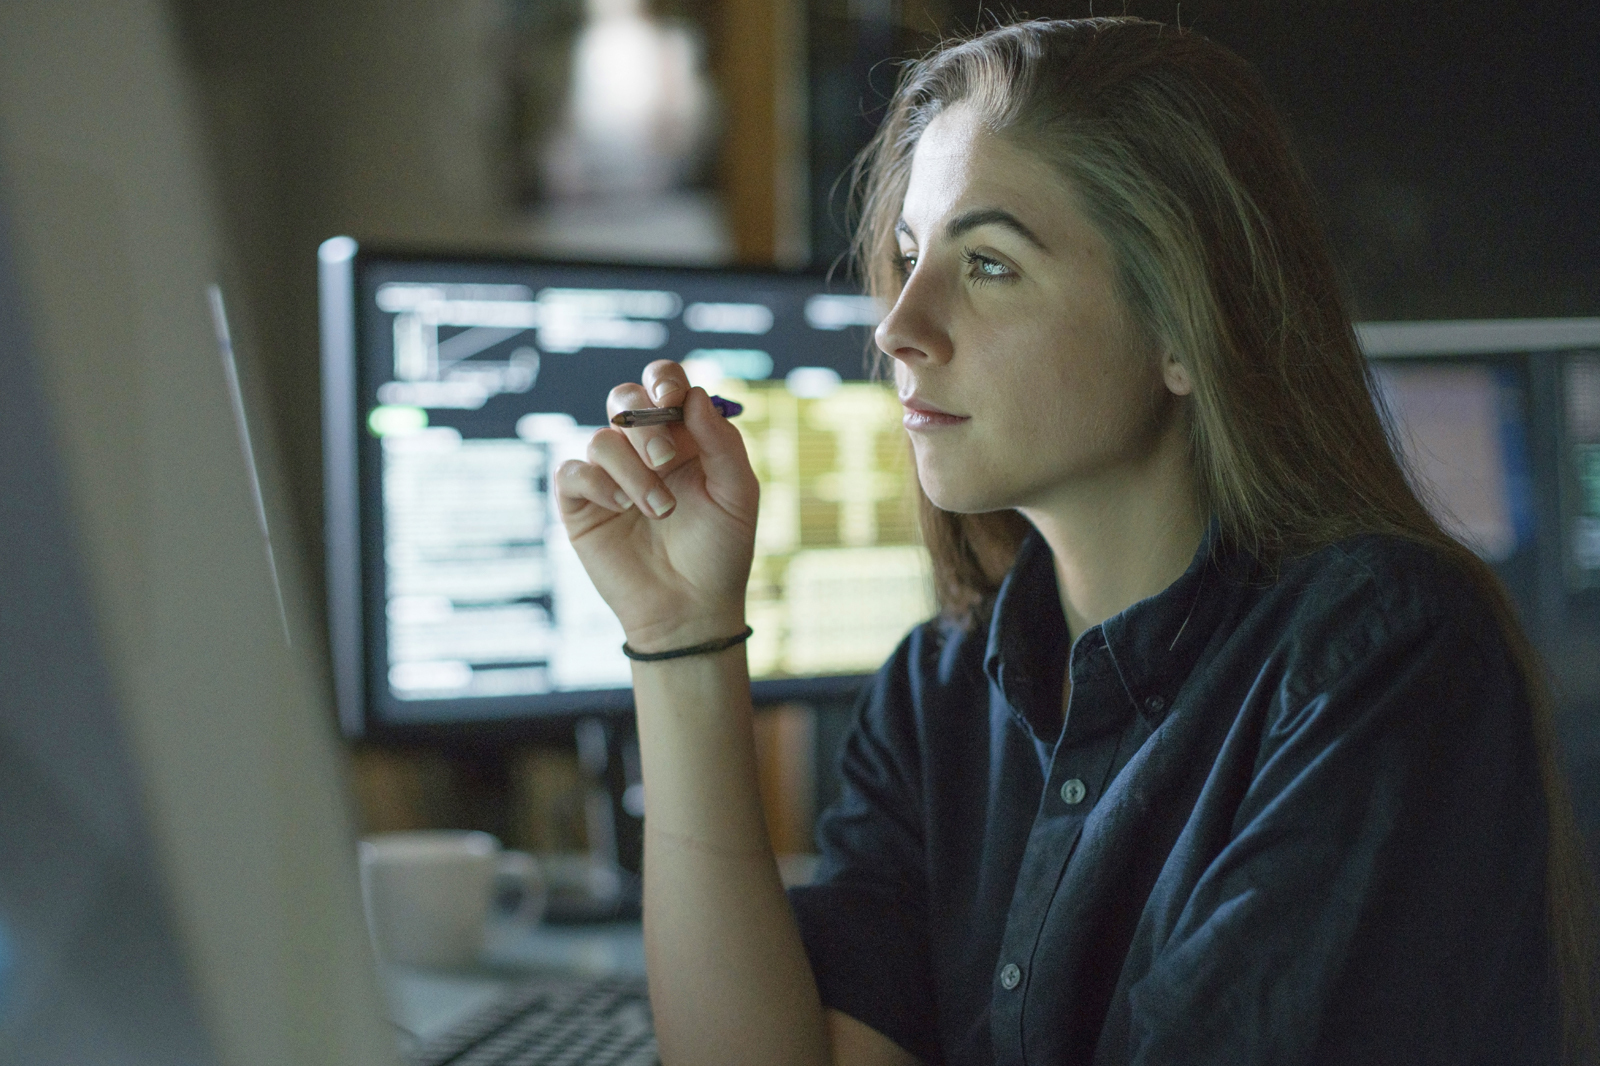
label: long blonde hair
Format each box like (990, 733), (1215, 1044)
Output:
(852, 17), (1595, 1060)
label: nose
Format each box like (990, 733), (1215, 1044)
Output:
(873, 264), (952, 368)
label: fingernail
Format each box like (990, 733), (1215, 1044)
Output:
(710, 395), (743, 418)
(613, 491), (634, 510)
(646, 437), (676, 468)
(647, 488), (674, 517)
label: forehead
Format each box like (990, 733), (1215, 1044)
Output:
(900, 106), (1084, 241)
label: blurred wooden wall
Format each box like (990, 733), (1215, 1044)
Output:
(713, 0), (808, 266)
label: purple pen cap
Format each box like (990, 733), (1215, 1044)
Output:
(710, 394), (743, 418)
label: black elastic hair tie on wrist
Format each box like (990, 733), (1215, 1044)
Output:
(621, 625), (754, 662)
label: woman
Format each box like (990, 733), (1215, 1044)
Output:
(553, 17), (1594, 1065)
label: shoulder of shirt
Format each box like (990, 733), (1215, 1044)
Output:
(1275, 531), (1477, 614)
(1259, 531), (1507, 690)
(884, 611), (988, 691)
(847, 615), (987, 742)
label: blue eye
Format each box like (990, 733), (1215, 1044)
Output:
(962, 249), (1014, 282)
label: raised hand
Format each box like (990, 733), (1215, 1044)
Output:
(553, 360), (759, 654)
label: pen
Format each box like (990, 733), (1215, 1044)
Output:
(611, 395), (743, 427)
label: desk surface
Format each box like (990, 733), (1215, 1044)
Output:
(385, 919), (646, 1041)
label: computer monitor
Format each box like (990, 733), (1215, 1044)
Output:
(1369, 357), (1537, 565)
(1359, 320), (1600, 602)
(320, 242), (926, 740)
(1562, 352), (1600, 590)
(0, 4), (394, 1063)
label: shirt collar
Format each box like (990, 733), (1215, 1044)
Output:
(983, 518), (1241, 744)
(983, 531), (1070, 745)
(1098, 517), (1241, 724)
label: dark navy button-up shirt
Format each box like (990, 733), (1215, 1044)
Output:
(788, 528), (1558, 1065)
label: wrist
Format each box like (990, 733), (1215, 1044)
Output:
(623, 625), (752, 662)
(622, 612), (748, 657)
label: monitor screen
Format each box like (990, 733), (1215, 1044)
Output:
(1369, 359), (1536, 565)
(1564, 353), (1600, 589)
(321, 241), (930, 734)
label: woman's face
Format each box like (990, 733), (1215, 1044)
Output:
(876, 105), (1189, 516)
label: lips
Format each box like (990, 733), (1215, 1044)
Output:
(901, 394), (969, 430)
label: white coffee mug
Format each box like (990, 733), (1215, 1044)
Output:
(358, 830), (544, 970)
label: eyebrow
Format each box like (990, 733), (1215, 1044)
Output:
(895, 208), (1050, 252)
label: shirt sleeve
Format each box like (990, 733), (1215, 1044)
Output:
(1113, 605), (1557, 1066)
(787, 628), (943, 1064)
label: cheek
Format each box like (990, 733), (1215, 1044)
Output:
(987, 330), (1112, 424)
(1010, 338), (1168, 452)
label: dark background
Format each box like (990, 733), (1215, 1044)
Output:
(808, 0), (1600, 321)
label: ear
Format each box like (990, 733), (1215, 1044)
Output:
(1161, 350), (1194, 397)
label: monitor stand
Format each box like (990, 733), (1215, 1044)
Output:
(543, 716), (643, 924)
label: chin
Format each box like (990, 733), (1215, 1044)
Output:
(911, 436), (1026, 514)
(916, 469), (1014, 516)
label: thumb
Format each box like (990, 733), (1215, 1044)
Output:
(681, 386), (757, 510)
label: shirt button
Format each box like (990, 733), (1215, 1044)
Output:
(1144, 694), (1166, 712)
(999, 963), (1022, 990)
(1060, 778), (1086, 805)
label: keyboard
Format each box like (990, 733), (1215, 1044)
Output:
(405, 972), (658, 1066)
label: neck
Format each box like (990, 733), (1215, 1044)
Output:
(1017, 420), (1205, 640)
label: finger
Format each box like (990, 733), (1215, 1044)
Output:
(642, 359), (691, 407)
(588, 427), (676, 518)
(607, 377), (691, 471)
(605, 380), (655, 420)
(553, 457), (634, 518)
(680, 386), (757, 516)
